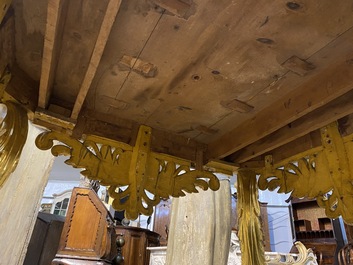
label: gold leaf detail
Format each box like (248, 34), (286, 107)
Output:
(35, 126), (220, 220)
(0, 101), (28, 187)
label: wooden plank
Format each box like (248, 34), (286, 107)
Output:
(229, 90), (353, 163)
(70, 0), (122, 120)
(38, 0), (68, 109)
(207, 58), (353, 160)
(6, 64), (39, 112)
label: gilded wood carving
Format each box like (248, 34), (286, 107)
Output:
(0, 101), (28, 187)
(35, 125), (220, 220)
(258, 122), (353, 224)
(237, 169), (265, 265)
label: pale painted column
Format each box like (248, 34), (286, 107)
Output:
(166, 174), (232, 265)
(0, 122), (54, 265)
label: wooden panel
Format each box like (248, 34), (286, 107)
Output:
(23, 218), (47, 265)
(55, 188), (116, 262)
(115, 226), (160, 265)
(23, 213), (65, 265)
(153, 198), (172, 245)
(66, 195), (102, 250)
(39, 220), (64, 264)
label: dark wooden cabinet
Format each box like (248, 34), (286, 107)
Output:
(23, 213), (65, 265)
(115, 226), (160, 265)
(52, 187), (117, 265)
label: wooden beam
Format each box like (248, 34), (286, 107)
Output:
(229, 89), (353, 163)
(70, 0), (122, 120)
(38, 0), (68, 109)
(73, 109), (208, 163)
(207, 57), (353, 160)
(239, 130), (322, 170)
(6, 64), (39, 112)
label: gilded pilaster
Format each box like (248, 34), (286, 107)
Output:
(237, 168), (265, 265)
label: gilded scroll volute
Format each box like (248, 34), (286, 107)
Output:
(0, 101), (28, 187)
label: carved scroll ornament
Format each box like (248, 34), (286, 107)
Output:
(258, 122), (353, 224)
(0, 101), (28, 187)
(35, 125), (220, 220)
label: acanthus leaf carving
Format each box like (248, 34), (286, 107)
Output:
(35, 125), (220, 220)
(258, 122), (353, 224)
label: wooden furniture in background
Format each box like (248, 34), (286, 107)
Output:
(115, 226), (160, 265)
(338, 241), (353, 265)
(52, 187), (117, 265)
(153, 198), (171, 245)
(260, 202), (271, 252)
(291, 198), (338, 265)
(23, 212), (65, 265)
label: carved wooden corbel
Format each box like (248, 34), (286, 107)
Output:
(258, 122), (353, 224)
(35, 125), (221, 220)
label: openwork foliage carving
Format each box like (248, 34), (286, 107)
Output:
(36, 126), (220, 220)
(258, 122), (353, 224)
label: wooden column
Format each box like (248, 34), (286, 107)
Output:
(0, 123), (54, 264)
(237, 169), (265, 265)
(165, 177), (231, 265)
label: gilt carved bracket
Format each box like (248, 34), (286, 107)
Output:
(258, 122), (353, 224)
(35, 125), (221, 220)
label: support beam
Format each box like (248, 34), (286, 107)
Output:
(70, 0), (122, 120)
(207, 58), (353, 160)
(38, 0), (68, 109)
(229, 89), (353, 163)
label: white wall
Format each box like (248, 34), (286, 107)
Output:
(258, 189), (294, 253)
